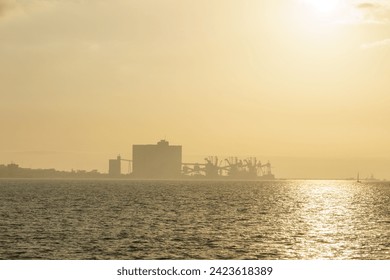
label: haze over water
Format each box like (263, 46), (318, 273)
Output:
(2, 0), (390, 179)
(1, 179), (389, 259)
(2, 0), (390, 263)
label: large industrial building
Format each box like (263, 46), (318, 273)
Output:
(132, 140), (182, 179)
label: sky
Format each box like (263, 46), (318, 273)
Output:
(1, 0), (390, 178)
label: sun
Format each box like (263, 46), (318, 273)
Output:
(302, 0), (342, 14)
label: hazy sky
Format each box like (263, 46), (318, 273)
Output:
(1, 0), (390, 178)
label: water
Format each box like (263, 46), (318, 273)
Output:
(0, 179), (389, 259)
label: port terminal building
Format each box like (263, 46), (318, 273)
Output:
(132, 140), (182, 179)
(108, 140), (182, 178)
(108, 140), (274, 179)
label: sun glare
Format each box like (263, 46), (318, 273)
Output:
(302, 0), (342, 14)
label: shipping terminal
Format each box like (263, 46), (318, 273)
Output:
(109, 140), (275, 180)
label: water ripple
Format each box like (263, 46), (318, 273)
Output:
(0, 179), (389, 259)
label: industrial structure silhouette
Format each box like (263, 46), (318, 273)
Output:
(109, 140), (274, 180)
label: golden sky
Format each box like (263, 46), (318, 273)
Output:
(1, 0), (390, 178)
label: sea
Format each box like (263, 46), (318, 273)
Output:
(0, 179), (389, 260)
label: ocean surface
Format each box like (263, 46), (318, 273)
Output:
(0, 179), (389, 260)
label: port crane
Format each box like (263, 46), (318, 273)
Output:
(182, 156), (274, 179)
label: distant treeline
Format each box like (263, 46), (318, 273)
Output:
(0, 163), (109, 179)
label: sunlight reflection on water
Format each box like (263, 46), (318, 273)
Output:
(0, 179), (389, 259)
